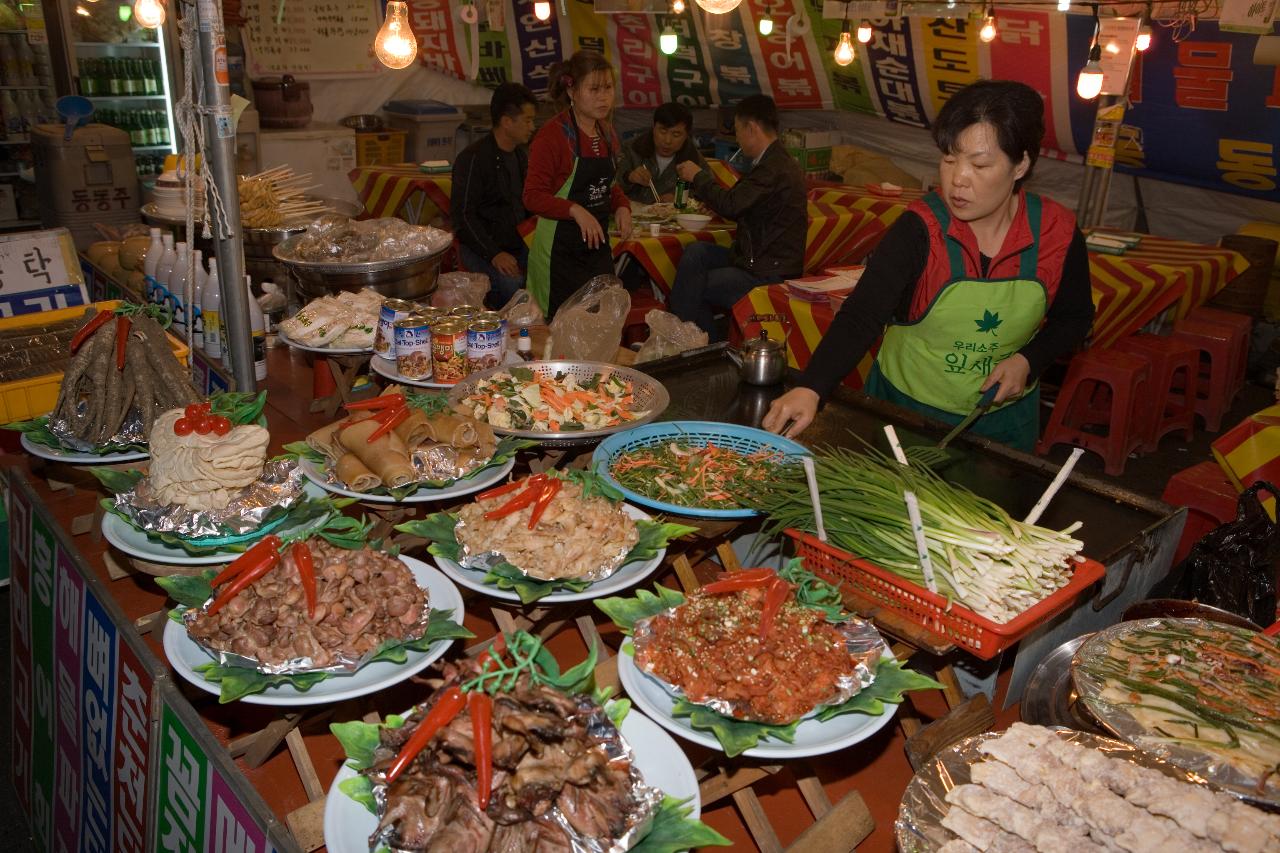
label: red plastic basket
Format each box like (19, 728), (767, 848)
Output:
(785, 528), (1107, 660)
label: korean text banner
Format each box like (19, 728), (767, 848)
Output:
(412, 1), (1279, 202)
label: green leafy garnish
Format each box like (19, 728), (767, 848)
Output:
(364, 608), (474, 665)
(672, 699), (799, 758)
(2, 415), (148, 455)
(815, 657), (943, 721)
(156, 568), (217, 608)
(596, 584), (687, 634)
(331, 714), (407, 771)
(405, 392), (451, 415)
(194, 664), (332, 704)
(462, 630), (599, 695)
(780, 557), (847, 622)
(208, 390), (268, 426)
(632, 796), (732, 853)
(482, 561), (592, 602)
(338, 776), (377, 815)
(90, 466), (145, 494)
(278, 440), (324, 463)
(510, 366), (535, 382)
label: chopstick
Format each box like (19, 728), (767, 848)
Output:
(648, 178), (661, 203)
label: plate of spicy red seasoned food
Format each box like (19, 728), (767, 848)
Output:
(599, 560), (941, 758)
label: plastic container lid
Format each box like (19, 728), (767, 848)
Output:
(383, 99), (462, 117)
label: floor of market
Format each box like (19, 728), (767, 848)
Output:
(0, 350), (1272, 853)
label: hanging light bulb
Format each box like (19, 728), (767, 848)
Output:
(660, 24), (679, 54)
(118, 4), (133, 21)
(374, 0), (417, 69)
(534, 0), (552, 21)
(75, 4), (91, 15)
(1136, 15), (1153, 51)
(759, 8), (773, 35)
(856, 19), (872, 44)
(671, 0), (686, 12)
(133, 0), (165, 28)
(979, 11), (997, 43)
(695, 0), (743, 14)
(1076, 5), (1104, 99)
(1057, 0), (1070, 9)
(834, 20), (856, 66)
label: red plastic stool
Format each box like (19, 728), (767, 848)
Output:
(1037, 349), (1150, 476)
(1113, 334), (1200, 451)
(623, 288), (667, 347)
(1170, 317), (1244, 432)
(1186, 305), (1251, 392)
(1161, 460), (1239, 564)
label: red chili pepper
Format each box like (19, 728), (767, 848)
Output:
(291, 541), (316, 620)
(209, 535), (283, 588)
(386, 686), (467, 784)
(345, 394), (405, 411)
(114, 316), (130, 370)
(483, 480), (546, 520)
(367, 405), (410, 443)
(476, 633), (507, 671)
(69, 310), (114, 354)
(527, 478), (562, 530)
(758, 577), (793, 639)
(477, 474), (547, 502)
(469, 691), (493, 809)
(206, 539), (284, 616)
(702, 574), (777, 594)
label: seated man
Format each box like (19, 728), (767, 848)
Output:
(670, 95), (806, 339)
(616, 102), (707, 203)
(451, 82), (537, 307)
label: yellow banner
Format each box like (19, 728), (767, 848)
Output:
(917, 18), (980, 118)
(563, 0), (613, 65)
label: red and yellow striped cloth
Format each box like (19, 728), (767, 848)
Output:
(1212, 404), (1280, 517)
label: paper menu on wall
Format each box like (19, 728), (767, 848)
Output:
(241, 0), (382, 77)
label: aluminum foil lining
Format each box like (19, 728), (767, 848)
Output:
(895, 729), (1234, 852)
(182, 597), (434, 677)
(321, 442), (491, 491)
(632, 604), (885, 723)
(1071, 617), (1280, 809)
(453, 512), (636, 584)
(49, 405), (147, 452)
(367, 695), (664, 853)
(110, 459), (306, 538)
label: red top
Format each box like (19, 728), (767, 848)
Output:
(906, 189), (1077, 321)
(523, 110), (630, 220)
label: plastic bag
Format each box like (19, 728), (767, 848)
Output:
(289, 216), (450, 263)
(548, 275), (630, 363)
(635, 309), (708, 363)
(1169, 481), (1279, 627)
(498, 289), (545, 329)
(431, 272), (490, 309)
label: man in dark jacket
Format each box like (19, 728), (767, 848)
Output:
(616, 102), (707, 203)
(670, 95), (807, 338)
(451, 82), (537, 306)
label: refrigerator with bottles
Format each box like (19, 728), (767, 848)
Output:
(0, 1), (59, 230)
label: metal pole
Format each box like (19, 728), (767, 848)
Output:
(194, 0), (256, 392)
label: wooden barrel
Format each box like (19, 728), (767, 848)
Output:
(1210, 234), (1278, 316)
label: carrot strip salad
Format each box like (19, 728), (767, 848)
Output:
(460, 368), (643, 432)
(610, 441), (795, 509)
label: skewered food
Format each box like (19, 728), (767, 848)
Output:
(932, 723), (1280, 853)
(237, 166), (334, 228)
(278, 288), (382, 349)
(148, 402), (269, 511)
(187, 538), (427, 668)
(459, 369), (644, 432)
(456, 473), (639, 581)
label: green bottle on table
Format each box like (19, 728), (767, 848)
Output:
(675, 179), (688, 210)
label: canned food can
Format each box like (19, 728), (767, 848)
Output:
(449, 304), (482, 322)
(431, 318), (469, 384)
(475, 311), (507, 361)
(374, 298), (416, 358)
(416, 306), (446, 323)
(467, 319), (503, 373)
(394, 315), (433, 380)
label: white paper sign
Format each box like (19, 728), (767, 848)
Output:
(1098, 16), (1140, 96)
(1219, 0), (1278, 33)
(0, 229), (88, 317)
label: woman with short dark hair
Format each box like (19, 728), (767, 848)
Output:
(616, 102), (708, 203)
(763, 79), (1095, 452)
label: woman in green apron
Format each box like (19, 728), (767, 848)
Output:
(763, 80), (1095, 453)
(523, 50), (633, 317)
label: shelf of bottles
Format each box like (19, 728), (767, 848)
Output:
(0, 25), (56, 145)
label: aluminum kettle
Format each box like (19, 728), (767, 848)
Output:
(737, 330), (786, 386)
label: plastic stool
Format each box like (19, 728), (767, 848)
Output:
(1161, 460), (1239, 564)
(623, 288), (666, 347)
(1114, 334), (1200, 451)
(1186, 305), (1251, 391)
(1170, 317), (1244, 432)
(1037, 349), (1150, 476)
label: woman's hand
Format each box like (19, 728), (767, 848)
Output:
(763, 388), (820, 438)
(570, 204), (606, 249)
(628, 165), (653, 187)
(982, 353), (1030, 404)
(615, 206), (632, 240)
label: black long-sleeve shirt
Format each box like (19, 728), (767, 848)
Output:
(797, 211), (1096, 399)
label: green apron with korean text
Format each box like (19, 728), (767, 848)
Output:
(868, 193), (1048, 451)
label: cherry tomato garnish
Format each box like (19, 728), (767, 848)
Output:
(194, 416), (213, 434)
(210, 416), (231, 436)
(173, 418), (194, 436)
(184, 404), (202, 419)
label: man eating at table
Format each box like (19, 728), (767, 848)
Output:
(669, 95), (807, 340)
(616, 102), (708, 203)
(451, 82), (538, 307)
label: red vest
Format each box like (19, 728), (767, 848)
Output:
(905, 189), (1077, 322)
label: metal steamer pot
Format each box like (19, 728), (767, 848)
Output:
(273, 235), (447, 303)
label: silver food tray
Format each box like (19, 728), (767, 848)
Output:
(447, 360), (670, 442)
(272, 233), (451, 276)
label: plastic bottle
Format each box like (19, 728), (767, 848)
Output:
(246, 275), (267, 382)
(152, 233), (176, 304)
(1, 91), (20, 140)
(142, 228), (163, 300)
(168, 242), (191, 333)
(0, 36), (17, 87)
(191, 249), (207, 336)
(202, 257), (222, 361)
(14, 36), (36, 86)
(516, 327), (533, 361)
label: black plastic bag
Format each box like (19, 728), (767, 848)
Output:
(1168, 481), (1279, 627)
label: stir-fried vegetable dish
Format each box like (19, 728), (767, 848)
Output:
(460, 369), (643, 432)
(609, 441), (794, 509)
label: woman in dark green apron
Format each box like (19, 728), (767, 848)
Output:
(763, 80), (1096, 453)
(523, 50), (633, 317)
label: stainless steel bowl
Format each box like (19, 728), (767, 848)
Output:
(340, 114), (384, 132)
(272, 234), (447, 302)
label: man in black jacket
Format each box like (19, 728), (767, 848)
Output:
(451, 82), (537, 306)
(670, 95), (807, 339)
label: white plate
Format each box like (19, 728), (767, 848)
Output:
(163, 555), (465, 706)
(278, 330), (374, 356)
(323, 708), (700, 853)
(433, 504), (666, 603)
(298, 455), (516, 504)
(101, 481), (331, 566)
(618, 640), (899, 758)
(20, 432), (149, 464)
(370, 354), (456, 389)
